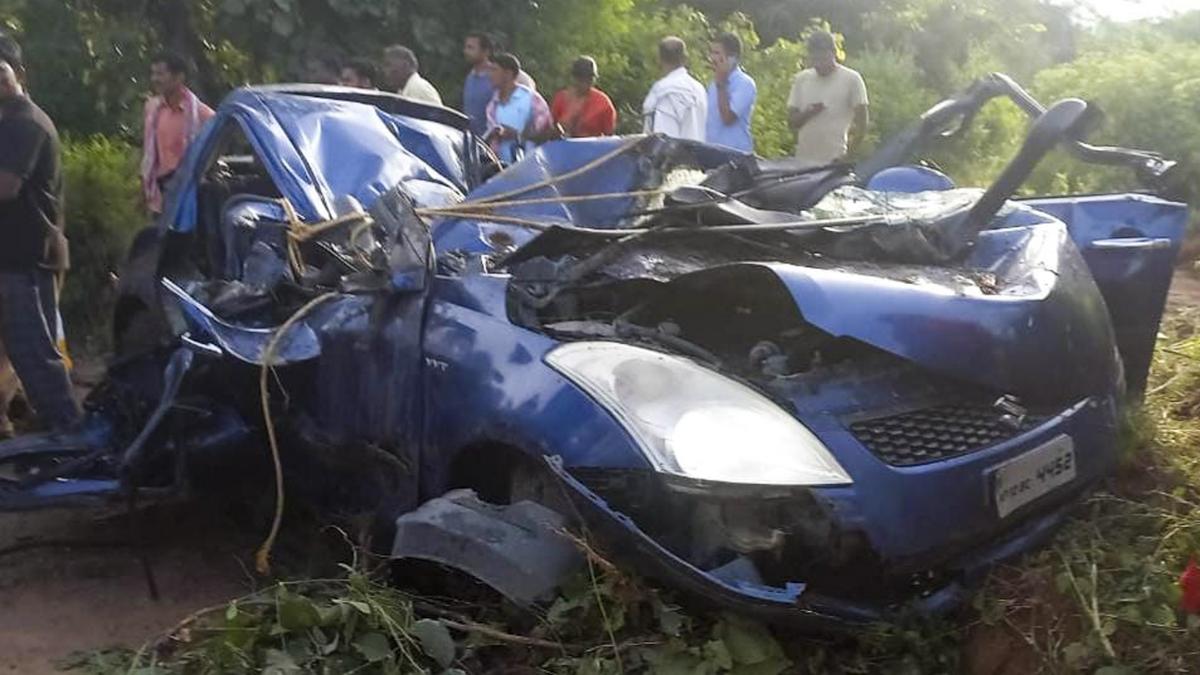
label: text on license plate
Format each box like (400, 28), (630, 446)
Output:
(991, 434), (1076, 518)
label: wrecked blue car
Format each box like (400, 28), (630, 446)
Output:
(0, 76), (1187, 628)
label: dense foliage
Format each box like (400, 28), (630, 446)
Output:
(0, 0), (1194, 168)
(60, 137), (145, 349)
(2, 0), (1197, 184)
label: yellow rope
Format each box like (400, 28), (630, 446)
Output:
(280, 198), (306, 280)
(417, 188), (666, 215)
(412, 209), (565, 229)
(254, 292), (338, 576)
(288, 212), (371, 242)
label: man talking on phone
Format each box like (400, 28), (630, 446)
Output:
(705, 32), (757, 153)
(787, 31), (869, 167)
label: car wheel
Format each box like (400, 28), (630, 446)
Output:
(507, 458), (576, 521)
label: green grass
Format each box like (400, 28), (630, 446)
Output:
(67, 312), (1200, 674)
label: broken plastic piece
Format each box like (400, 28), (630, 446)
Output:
(388, 489), (584, 606)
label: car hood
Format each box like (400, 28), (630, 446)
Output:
(755, 220), (1118, 402)
(507, 204), (1119, 405)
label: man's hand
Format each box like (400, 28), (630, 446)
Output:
(848, 104), (870, 155)
(41, 227), (69, 272)
(788, 102), (825, 131)
(711, 51), (733, 83)
(487, 125), (519, 142)
(715, 76), (738, 125)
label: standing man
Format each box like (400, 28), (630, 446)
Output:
(485, 53), (552, 164)
(0, 36), (82, 432)
(786, 31), (869, 167)
(642, 37), (706, 142)
(141, 52), (214, 214)
(383, 45), (442, 106)
(705, 32), (757, 152)
(550, 56), (617, 138)
(462, 31), (536, 137)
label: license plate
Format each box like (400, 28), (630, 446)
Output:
(991, 435), (1076, 518)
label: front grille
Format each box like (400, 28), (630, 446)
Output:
(849, 404), (1047, 466)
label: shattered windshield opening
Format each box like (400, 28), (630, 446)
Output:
(164, 184), (430, 332)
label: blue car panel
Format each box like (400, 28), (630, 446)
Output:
(758, 220), (1118, 403)
(1024, 194), (1187, 393)
(860, 166), (1187, 395)
(420, 278), (654, 489)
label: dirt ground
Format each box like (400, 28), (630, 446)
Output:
(0, 361), (254, 674)
(1, 269), (1198, 674)
(1168, 266), (1200, 308)
(0, 504), (252, 674)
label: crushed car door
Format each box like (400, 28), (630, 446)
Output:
(161, 115), (435, 455)
(1021, 194), (1186, 395)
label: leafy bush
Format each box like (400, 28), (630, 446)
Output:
(60, 136), (147, 350)
(1031, 41), (1200, 197)
(737, 22), (805, 159)
(527, 2), (713, 135)
(848, 47), (940, 156)
(84, 561), (796, 675)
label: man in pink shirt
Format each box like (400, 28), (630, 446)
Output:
(141, 52), (214, 214)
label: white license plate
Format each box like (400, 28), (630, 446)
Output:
(991, 434), (1076, 518)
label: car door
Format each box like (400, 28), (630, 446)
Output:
(1022, 194), (1187, 395)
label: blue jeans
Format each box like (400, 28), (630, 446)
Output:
(0, 269), (81, 430)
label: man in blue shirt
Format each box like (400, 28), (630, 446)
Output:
(484, 53), (552, 164)
(462, 32), (537, 137)
(462, 32), (496, 136)
(705, 32), (757, 153)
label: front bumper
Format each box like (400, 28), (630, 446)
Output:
(547, 395), (1120, 628)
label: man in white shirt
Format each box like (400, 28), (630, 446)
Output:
(642, 37), (707, 142)
(383, 45), (443, 106)
(787, 31), (869, 166)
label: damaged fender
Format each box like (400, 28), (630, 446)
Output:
(760, 220), (1119, 402)
(388, 489), (583, 606)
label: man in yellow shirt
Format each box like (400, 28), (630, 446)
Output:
(787, 31), (869, 167)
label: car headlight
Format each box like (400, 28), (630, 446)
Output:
(545, 342), (852, 486)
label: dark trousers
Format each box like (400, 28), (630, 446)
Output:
(0, 269), (81, 430)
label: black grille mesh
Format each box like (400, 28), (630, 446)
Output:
(849, 404), (1046, 466)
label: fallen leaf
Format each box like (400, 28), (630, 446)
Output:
(353, 632), (392, 663)
(411, 618), (456, 668)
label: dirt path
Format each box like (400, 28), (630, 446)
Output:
(0, 504), (252, 674)
(0, 359), (254, 674)
(1168, 267), (1200, 309)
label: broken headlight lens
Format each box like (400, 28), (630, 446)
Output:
(545, 342), (852, 486)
